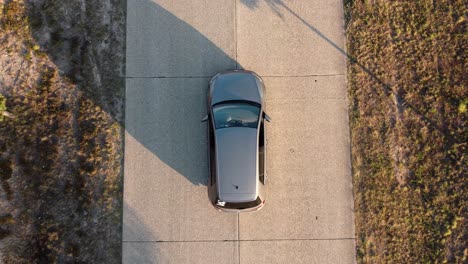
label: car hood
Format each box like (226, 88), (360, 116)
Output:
(215, 127), (258, 202)
(211, 72), (262, 106)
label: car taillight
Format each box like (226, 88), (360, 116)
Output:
(216, 199), (226, 207)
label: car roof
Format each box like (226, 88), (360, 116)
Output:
(215, 127), (258, 203)
(210, 71), (263, 106)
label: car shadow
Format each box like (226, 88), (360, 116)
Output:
(124, 0), (240, 186)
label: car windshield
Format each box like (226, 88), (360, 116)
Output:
(213, 102), (260, 129)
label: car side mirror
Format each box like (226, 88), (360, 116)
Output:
(201, 115), (208, 122)
(263, 112), (271, 122)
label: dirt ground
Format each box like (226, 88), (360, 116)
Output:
(0, 0), (125, 263)
(346, 0), (467, 263)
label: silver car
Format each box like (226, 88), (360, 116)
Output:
(202, 70), (271, 212)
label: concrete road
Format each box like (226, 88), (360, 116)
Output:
(123, 0), (355, 263)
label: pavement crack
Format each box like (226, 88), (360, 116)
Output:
(261, 73), (345, 78)
(122, 238), (356, 243)
(238, 213), (240, 264)
(126, 76), (212, 79)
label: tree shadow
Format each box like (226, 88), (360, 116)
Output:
(240, 0), (285, 18)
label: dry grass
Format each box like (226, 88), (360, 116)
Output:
(346, 0), (467, 263)
(0, 0), (124, 262)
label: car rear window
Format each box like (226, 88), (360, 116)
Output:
(212, 102), (260, 129)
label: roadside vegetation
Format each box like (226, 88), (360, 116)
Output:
(345, 0), (467, 263)
(0, 0), (125, 263)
